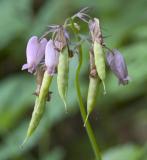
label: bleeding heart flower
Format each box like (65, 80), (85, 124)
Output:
(22, 36), (47, 73)
(45, 40), (59, 75)
(106, 49), (130, 85)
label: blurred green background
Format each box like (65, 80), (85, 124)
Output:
(0, 0), (147, 160)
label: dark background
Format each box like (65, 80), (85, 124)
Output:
(0, 0), (147, 159)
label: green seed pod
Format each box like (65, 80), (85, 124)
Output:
(84, 76), (99, 126)
(87, 77), (99, 114)
(22, 71), (53, 146)
(57, 48), (69, 112)
(84, 49), (100, 126)
(93, 41), (106, 94)
(26, 97), (46, 137)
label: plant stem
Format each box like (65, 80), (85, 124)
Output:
(70, 19), (102, 160)
(75, 46), (102, 160)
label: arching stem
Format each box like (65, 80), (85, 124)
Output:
(70, 18), (102, 160)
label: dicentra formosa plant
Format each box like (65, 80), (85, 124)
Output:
(22, 7), (130, 160)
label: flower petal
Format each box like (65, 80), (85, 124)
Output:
(45, 40), (59, 75)
(22, 36), (47, 73)
(36, 38), (47, 65)
(106, 51), (114, 66)
(26, 36), (39, 64)
(113, 50), (128, 80)
(106, 49), (130, 85)
(22, 64), (29, 70)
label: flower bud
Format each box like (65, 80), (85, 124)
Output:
(45, 40), (59, 75)
(22, 36), (47, 73)
(106, 49), (130, 85)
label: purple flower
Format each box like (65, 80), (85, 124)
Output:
(45, 40), (59, 75)
(22, 36), (47, 73)
(106, 49), (130, 85)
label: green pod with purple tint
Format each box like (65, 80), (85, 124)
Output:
(57, 48), (69, 112)
(84, 76), (99, 126)
(93, 41), (106, 94)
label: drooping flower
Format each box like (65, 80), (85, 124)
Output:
(22, 36), (47, 73)
(54, 27), (67, 51)
(45, 40), (59, 75)
(106, 49), (130, 85)
(89, 18), (103, 45)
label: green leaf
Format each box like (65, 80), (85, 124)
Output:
(42, 148), (65, 160)
(103, 144), (141, 160)
(0, 74), (34, 132)
(0, 0), (32, 49)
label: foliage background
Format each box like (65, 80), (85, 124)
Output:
(0, 0), (147, 159)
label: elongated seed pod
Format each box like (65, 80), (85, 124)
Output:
(84, 76), (99, 126)
(22, 71), (53, 146)
(87, 77), (99, 114)
(57, 48), (69, 112)
(93, 41), (106, 94)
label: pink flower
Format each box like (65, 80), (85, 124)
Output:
(45, 40), (59, 75)
(22, 36), (47, 73)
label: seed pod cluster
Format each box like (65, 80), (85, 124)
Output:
(89, 18), (106, 94)
(22, 9), (130, 145)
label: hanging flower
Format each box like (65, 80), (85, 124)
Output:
(45, 40), (59, 75)
(54, 26), (67, 51)
(106, 49), (130, 85)
(22, 36), (47, 73)
(89, 18), (103, 45)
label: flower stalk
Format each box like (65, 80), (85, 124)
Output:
(21, 7), (130, 160)
(70, 18), (102, 160)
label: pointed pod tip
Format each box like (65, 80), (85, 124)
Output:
(63, 100), (68, 113)
(20, 136), (29, 149)
(84, 113), (89, 127)
(102, 81), (106, 95)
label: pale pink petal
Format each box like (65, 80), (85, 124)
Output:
(45, 40), (59, 75)
(22, 64), (29, 70)
(26, 36), (39, 65)
(22, 36), (47, 73)
(36, 38), (47, 65)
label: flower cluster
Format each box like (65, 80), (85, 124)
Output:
(22, 8), (130, 145)
(22, 36), (47, 73)
(22, 36), (59, 75)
